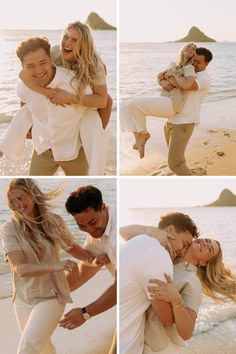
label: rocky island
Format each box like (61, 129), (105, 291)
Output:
(86, 12), (116, 30)
(205, 189), (236, 206)
(175, 26), (216, 42)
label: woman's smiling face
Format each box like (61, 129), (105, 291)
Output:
(185, 238), (220, 266)
(61, 28), (82, 63)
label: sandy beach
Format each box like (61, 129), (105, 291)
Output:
(0, 111), (116, 176)
(0, 269), (116, 354)
(120, 98), (236, 176)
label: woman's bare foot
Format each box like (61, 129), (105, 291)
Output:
(0, 151), (4, 158)
(133, 132), (150, 158)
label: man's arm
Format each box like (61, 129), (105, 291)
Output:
(60, 271), (117, 329)
(66, 262), (100, 292)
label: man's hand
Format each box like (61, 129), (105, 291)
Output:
(59, 307), (86, 330)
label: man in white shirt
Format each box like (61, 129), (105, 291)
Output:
(120, 212), (199, 354)
(160, 47), (213, 175)
(15, 37), (89, 175)
(59, 185), (117, 354)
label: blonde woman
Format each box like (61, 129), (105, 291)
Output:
(120, 224), (236, 354)
(0, 179), (107, 354)
(0, 22), (112, 175)
(120, 43), (197, 158)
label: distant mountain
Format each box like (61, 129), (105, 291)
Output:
(206, 189), (236, 206)
(175, 26), (216, 42)
(86, 12), (116, 30)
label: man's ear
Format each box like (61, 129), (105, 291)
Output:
(166, 225), (175, 234)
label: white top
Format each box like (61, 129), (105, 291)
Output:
(83, 206), (116, 276)
(120, 235), (173, 354)
(17, 66), (90, 161)
(168, 70), (210, 125)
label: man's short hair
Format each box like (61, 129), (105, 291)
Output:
(196, 47), (213, 63)
(16, 37), (51, 63)
(158, 212), (199, 239)
(65, 185), (103, 214)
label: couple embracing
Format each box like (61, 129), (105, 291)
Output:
(121, 44), (213, 175)
(120, 212), (236, 353)
(0, 22), (113, 176)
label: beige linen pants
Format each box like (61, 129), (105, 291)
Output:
(164, 122), (195, 176)
(120, 96), (175, 132)
(14, 296), (65, 354)
(29, 147), (88, 176)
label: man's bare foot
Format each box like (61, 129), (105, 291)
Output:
(133, 132), (150, 158)
(0, 151), (4, 158)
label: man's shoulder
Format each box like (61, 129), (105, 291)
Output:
(55, 66), (74, 79)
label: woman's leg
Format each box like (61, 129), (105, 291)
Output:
(121, 96), (175, 158)
(80, 109), (108, 175)
(0, 105), (32, 159)
(14, 297), (65, 354)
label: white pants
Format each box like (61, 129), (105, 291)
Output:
(0, 106), (107, 175)
(144, 341), (180, 354)
(14, 296), (65, 354)
(120, 96), (175, 132)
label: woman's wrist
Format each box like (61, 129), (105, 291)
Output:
(171, 294), (183, 307)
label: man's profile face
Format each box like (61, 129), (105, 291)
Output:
(193, 54), (208, 72)
(73, 204), (108, 238)
(22, 48), (54, 87)
(167, 225), (193, 256)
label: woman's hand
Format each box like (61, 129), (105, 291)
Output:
(53, 259), (78, 273)
(48, 88), (74, 106)
(94, 254), (110, 266)
(148, 273), (182, 305)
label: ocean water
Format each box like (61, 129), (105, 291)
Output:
(120, 206), (236, 353)
(0, 29), (116, 119)
(120, 42), (236, 104)
(0, 177), (117, 299)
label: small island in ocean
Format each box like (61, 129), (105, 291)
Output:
(86, 12), (116, 30)
(175, 26), (216, 42)
(205, 189), (236, 206)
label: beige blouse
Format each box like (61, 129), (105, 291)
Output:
(51, 45), (106, 86)
(1, 215), (75, 305)
(144, 261), (202, 353)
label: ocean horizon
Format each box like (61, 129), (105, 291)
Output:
(120, 42), (236, 107)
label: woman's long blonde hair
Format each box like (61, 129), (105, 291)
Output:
(175, 42), (197, 67)
(197, 243), (236, 303)
(6, 178), (69, 261)
(62, 21), (106, 104)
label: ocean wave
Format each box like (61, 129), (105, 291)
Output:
(194, 302), (236, 336)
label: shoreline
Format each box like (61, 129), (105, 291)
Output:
(120, 98), (236, 176)
(0, 269), (116, 354)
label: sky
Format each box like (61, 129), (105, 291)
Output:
(0, 0), (116, 30)
(120, 0), (236, 42)
(119, 178), (236, 208)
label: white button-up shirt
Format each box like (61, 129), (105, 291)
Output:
(168, 70), (210, 125)
(17, 66), (89, 161)
(83, 206), (117, 276)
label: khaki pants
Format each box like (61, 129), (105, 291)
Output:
(164, 122), (195, 176)
(29, 147), (88, 176)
